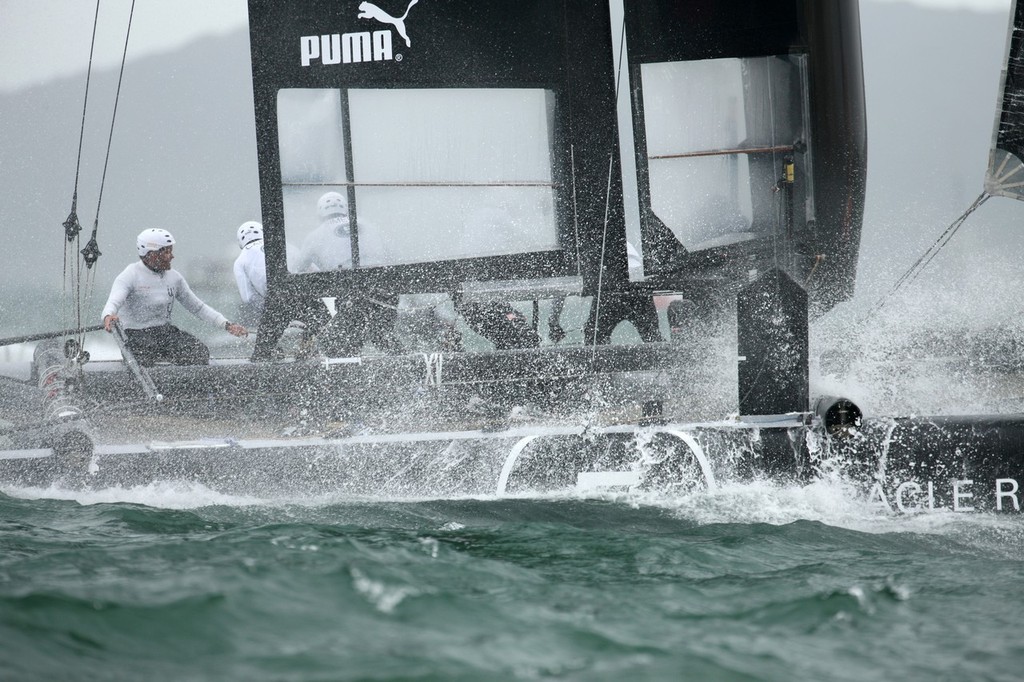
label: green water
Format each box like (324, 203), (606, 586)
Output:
(0, 485), (1021, 681)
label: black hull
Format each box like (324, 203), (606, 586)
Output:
(827, 416), (1024, 513)
(3, 405), (1023, 514)
(0, 419), (803, 496)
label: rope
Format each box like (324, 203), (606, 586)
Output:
(803, 254), (825, 287)
(58, 0), (135, 358)
(82, 0), (136, 274)
(591, 155), (615, 356)
(63, 0), (102, 245)
(0, 325), (104, 348)
(61, 0), (102, 353)
(55, 0), (135, 358)
(865, 192), (990, 320)
(570, 144), (582, 274)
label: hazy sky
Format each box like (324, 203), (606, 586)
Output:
(0, 0), (1012, 92)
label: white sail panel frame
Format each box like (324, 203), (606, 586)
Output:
(277, 87), (560, 272)
(638, 54), (813, 253)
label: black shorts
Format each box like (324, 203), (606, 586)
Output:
(123, 324), (210, 366)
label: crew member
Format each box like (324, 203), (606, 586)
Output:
(294, 192), (401, 355)
(235, 221), (327, 359)
(102, 228), (247, 365)
(294, 191), (355, 272)
(234, 221), (268, 327)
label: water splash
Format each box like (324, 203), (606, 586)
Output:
(812, 258), (1024, 417)
(0, 480), (268, 509)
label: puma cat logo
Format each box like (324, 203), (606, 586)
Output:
(357, 0), (419, 48)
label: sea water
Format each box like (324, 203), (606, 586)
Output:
(4, 283), (1024, 682)
(0, 480), (1021, 681)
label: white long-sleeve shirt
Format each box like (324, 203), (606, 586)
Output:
(294, 217), (388, 272)
(234, 240), (267, 312)
(295, 219), (353, 272)
(101, 261), (228, 330)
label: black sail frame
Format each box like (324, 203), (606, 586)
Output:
(249, 0), (584, 302)
(248, 0), (866, 333)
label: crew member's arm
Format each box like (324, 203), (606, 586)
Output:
(295, 229), (324, 273)
(100, 269), (133, 332)
(175, 276), (249, 337)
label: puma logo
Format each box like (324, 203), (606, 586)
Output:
(357, 0), (419, 48)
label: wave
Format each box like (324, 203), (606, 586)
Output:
(3, 477), (1022, 559)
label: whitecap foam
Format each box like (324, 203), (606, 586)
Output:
(606, 476), (1024, 540)
(0, 480), (269, 509)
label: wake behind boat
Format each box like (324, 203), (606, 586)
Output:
(2, 0), (1024, 513)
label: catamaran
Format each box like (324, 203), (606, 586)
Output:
(1, 0), (1021, 512)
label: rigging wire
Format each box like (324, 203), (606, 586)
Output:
(63, 0), (102, 246)
(73, 0), (137, 351)
(62, 0), (103, 348)
(570, 144), (582, 275)
(591, 155), (616, 356)
(863, 191), (990, 322)
(83, 0), (136, 271)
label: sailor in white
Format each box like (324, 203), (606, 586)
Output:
(291, 192), (401, 355)
(234, 221), (329, 360)
(294, 191), (389, 272)
(233, 221), (268, 327)
(102, 228), (247, 365)
(294, 192), (353, 272)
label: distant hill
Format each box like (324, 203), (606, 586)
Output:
(0, 30), (259, 335)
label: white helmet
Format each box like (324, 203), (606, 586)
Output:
(136, 228), (175, 257)
(237, 221), (263, 249)
(317, 191), (348, 220)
